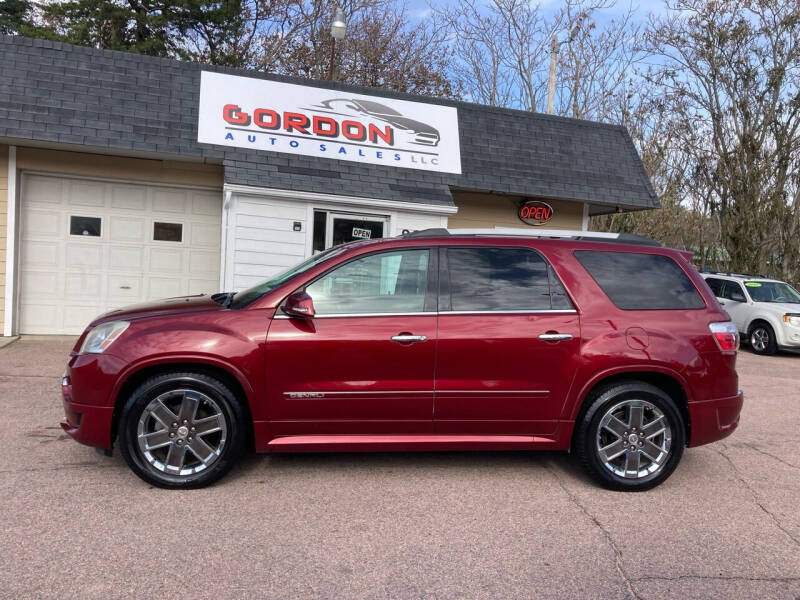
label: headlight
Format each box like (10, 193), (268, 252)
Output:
(783, 314), (800, 327)
(79, 321), (130, 354)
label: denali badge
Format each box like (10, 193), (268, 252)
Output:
(286, 392), (326, 399)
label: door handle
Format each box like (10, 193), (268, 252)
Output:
(391, 334), (428, 344)
(538, 333), (573, 342)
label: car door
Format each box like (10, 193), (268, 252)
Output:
(720, 280), (750, 332)
(434, 246), (580, 436)
(264, 247), (437, 436)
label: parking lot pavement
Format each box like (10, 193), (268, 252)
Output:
(1, 338), (798, 600)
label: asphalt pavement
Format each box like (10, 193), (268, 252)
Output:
(1, 337), (798, 599)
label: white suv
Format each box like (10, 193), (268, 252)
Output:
(702, 273), (800, 355)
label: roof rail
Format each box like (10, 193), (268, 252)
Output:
(400, 227), (661, 247)
(700, 271), (764, 278)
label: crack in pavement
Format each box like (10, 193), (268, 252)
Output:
(714, 443), (800, 548)
(737, 441), (800, 471)
(631, 574), (800, 583)
(546, 462), (642, 600)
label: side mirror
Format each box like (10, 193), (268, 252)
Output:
(730, 292), (746, 302)
(282, 290), (315, 318)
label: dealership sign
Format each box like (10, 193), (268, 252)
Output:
(197, 72), (462, 174)
(518, 200), (553, 226)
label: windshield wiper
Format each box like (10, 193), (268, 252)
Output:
(210, 292), (236, 308)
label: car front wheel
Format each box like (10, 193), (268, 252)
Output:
(118, 372), (246, 489)
(749, 323), (777, 355)
(574, 381), (685, 491)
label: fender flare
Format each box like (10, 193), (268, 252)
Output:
(108, 353), (256, 408)
(565, 364), (694, 422)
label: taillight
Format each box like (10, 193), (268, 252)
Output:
(709, 321), (739, 352)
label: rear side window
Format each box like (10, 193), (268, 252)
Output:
(574, 251), (704, 310)
(445, 247), (573, 311)
(705, 277), (724, 297)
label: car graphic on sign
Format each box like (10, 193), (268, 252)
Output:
(313, 99), (441, 147)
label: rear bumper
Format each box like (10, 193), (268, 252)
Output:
(687, 390), (744, 447)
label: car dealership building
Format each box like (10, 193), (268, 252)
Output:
(0, 35), (658, 336)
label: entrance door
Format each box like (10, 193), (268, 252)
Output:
(325, 212), (386, 246)
(434, 246), (581, 435)
(265, 247), (437, 435)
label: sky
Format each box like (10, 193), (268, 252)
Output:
(405, 0), (672, 24)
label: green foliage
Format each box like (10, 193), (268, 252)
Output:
(0, 0), (34, 34)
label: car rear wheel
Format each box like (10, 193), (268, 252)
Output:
(118, 372), (246, 489)
(749, 323), (777, 355)
(574, 381), (685, 491)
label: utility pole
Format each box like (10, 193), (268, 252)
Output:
(547, 35), (557, 115)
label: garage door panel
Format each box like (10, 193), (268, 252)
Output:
(20, 303), (61, 331)
(149, 247), (183, 272)
(109, 246), (143, 270)
(188, 278), (219, 295)
(109, 216), (146, 242)
(192, 192), (222, 217)
(148, 277), (184, 299)
(24, 210), (61, 238)
(63, 305), (103, 332)
(19, 174), (221, 335)
(23, 241), (60, 267)
(65, 272), (101, 297)
(153, 189), (188, 213)
(66, 244), (102, 269)
(189, 250), (220, 276)
(68, 181), (106, 207)
(25, 176), (63, 205)
(107, 275), (142, 302)
(111, 185), (148, 210)
(190, 223), (221, 247)
(21, 271), (60, 296)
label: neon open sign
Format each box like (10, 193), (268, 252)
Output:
(518, 200), (553, 226)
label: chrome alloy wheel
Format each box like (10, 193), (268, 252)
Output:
(137, 389), (227, 476)
(596, 399), (672, 479)
(750, 327), (769, 353)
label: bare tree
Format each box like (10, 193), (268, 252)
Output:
(434, 0), (548, 110)
(645, 0), (800, 281)
(242, 0), (457, 97)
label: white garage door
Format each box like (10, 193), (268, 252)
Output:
(18, 173), (222, 334)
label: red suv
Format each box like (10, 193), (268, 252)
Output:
(60, 230), (743, 491)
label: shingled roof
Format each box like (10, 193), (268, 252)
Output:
(0, 35), (658, 213)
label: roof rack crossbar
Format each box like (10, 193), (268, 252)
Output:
(400, 228), (661, 247)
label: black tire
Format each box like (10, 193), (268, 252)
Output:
(118, 372), (246, 489)
(748, 322), (777, 355)
(574, 381), (685, 492)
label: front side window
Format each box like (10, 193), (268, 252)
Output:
(306, 249), (430, 315)
(445, 247), (571, 312)
(721, 281), (747, 302)
(575, 250), (705, 310)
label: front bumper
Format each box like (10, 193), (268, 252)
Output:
(60, 353), (125, 450)
(687, 390), (744, 447)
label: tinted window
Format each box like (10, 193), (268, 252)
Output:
(446, 247), (571, 312)
(307, 249), (429, 315)
(705, 277), (724, 297)
(721, 281), (746, 302)
(154, 222), (182, 242)
(70, 216), (101, 237)
(575, 251), (704, 310)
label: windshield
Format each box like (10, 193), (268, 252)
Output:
(230, 246), (346, 308)
(744, 281), (800, 304)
